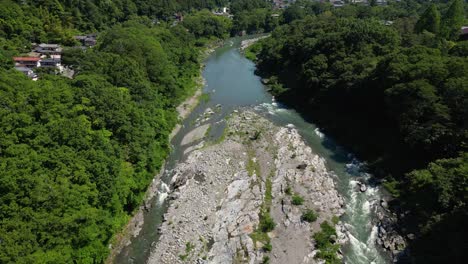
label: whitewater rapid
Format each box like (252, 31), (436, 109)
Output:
(257, 102), (388, 264)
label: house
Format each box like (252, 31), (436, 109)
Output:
(461, 26), (468, 41)
(35, 43), (62, 55)
(13, 57), (41, 68)
(273, 0), (288, 9)
(74, 34), (97, 47)
(376, 0), (387, 6)
(350, 0), (368, 4)
(84, 36), (97, 46)
(40, 58), (61, 68)
(174, 13), (184, 22)
(14, 66), (38, 81)
(332, 0), (345, 7)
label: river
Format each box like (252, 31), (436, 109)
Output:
(114, 37), (389, 264)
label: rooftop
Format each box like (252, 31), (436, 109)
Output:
(38, 43), (60, 48)
(15, 66), (32, 72)
(13, 57), (41, 61)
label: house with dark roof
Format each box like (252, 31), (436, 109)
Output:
(40, 58), (61, 68)
(461, 26), (468, 41)
(74, 34), (97, 47)
(35, 43), (62, 55)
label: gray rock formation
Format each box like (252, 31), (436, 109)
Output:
(147, 111), (344, 264)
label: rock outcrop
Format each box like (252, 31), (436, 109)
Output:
(147, 111), (344, 264)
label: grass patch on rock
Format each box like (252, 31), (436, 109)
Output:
(292, 194), (304, 205)
(313, 221), (340, 264)
(301, 209), (318, 223)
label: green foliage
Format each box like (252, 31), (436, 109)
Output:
(285, 185), (292, 195)
(449, 41), (468, 57)
(185, 242), (194, 253)
(415, 4), (441, 34)
(441, 0), (465, 40)
(313, 221), (340, 264)
(292, 194), (304, 205)
(406, 153), (467, 215)
(302, 209), (318, 223)
(245, 41), (263, 61)
(230, 0), (269, 15)
(232, 8), (278, 34)
(262, 243), (272, 252)
(0, 1), (230, 261)
(183, 10), (232, 39)
(253, 5), (467, 262)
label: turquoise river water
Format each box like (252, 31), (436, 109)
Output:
(115, 37), (389, 264)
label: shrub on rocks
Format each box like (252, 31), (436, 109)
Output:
(302, 209), (318, 223)
(259, 213), (276, 232)
(292, 194), (304, 205)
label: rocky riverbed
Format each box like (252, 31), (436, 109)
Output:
(147, 111), (345, 264)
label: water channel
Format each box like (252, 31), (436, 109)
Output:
(115, 37), (389, 264)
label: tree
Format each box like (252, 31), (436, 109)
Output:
(415, 4), (441, 34)
(441, 0), (465, 40)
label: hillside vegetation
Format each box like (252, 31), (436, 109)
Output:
(0, 0), (236, 263)
(250, 0), (467, 262)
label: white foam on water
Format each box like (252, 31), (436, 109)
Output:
(160, 182), (170, 193)
(348, 233), (372, 262)
(157, 182), (170, 204)
(362, 200), (371, 214)
(368, 225), (379, 245)
(157, 192), (168, 204)
(342, 156), (388, 263)
(314, 128), (325, 138)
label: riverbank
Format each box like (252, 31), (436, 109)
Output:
(105, 42), (220, 263)
(105, 80), (205, 264)
(147, 110), (346, 263)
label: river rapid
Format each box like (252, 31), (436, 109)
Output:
(114, 37), (390, 264)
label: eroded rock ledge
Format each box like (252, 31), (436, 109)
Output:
(147, 111), (345, 264)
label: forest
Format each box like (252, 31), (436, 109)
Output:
(250, 0), (467, 263)
(1, 0), (467, 263)
(0, 0), (237, 263)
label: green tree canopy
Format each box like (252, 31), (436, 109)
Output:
(415, 4), (441, 34)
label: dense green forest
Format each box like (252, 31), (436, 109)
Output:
(0, 0), (237, 263)
(1, 0), (466, 263)
(250, 0), (467, 263)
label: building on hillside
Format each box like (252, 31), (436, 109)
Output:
(273, 0), (288, 9)
(461, 26), (468, 41)
(35, 43), (62, 55)
(14, 66), (38, 81)
(174, 13), (184, 22)
(40, 58), (61, 68)
(74, 34), (97, 47)
(350, 0), (368, 4)
(375, 0), (387, 6)
(13, 57), (41, 68)
(332, 0), (345, 7)
(26, 51), (41, 58)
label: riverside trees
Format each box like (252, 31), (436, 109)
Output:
(250, 1), (467, 262)
(0, 1), (233, 263)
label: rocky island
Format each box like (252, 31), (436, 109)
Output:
(147, 111), (346, 264)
